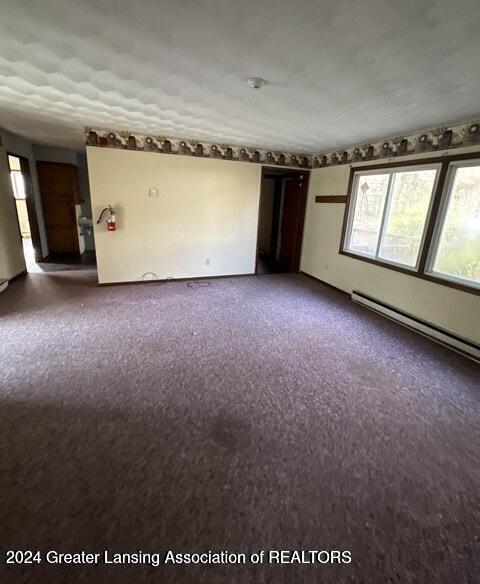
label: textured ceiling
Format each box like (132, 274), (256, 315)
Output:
(1, 0), (480, 152)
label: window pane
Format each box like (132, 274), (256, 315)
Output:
(10, 171), (26, 199)
(8, 155), (21, 172)
(347, 174), (389, 256)
(379, 169), (437, 267)
(432, 165), (480, 285)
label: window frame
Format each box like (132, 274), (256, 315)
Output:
(339, 152), (480, 296)
(343, 163), (441, 271)
(425, 158), (480, 291)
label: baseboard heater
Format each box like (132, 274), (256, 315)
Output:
(352, 290), (480, 362)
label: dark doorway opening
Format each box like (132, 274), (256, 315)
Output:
(256, 167), (309, 274)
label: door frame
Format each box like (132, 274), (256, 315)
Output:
(255, 166), (310, 274)
(6, 152), (44, 263)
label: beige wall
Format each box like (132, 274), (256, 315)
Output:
(301, 147), (480, 343)
(0, 134), (25, 280)
(87, 147), (262, 284)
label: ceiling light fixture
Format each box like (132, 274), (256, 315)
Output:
(247, 77), (266, 89)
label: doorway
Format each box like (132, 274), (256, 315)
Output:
(256, 167), (309, 274)
(8, 154), (43, 271)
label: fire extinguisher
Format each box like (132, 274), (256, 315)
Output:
(96, 205), (116, 231)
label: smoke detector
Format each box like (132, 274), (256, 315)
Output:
(247, 77), (266, 89)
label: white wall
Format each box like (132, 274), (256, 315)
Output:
(87, 147), (261, 284)
(301, 147), (480, 343)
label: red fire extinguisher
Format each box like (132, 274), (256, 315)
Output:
(96, 205), (116, 231)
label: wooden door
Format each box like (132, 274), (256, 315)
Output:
(279, 175), (308, 271)
(37, 162), (80, 254)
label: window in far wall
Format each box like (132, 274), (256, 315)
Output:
(427, 160), (480, 288)
(8, 154), (26, 199)
(344, 164), (440, 269)
(10, 171), (26, 199)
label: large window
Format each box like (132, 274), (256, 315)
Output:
(341, 155), (480, 294)
(427, 161), (480, 289)
(344, 165), (439, 269)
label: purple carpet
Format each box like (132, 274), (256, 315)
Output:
(0, 271), (479, 583)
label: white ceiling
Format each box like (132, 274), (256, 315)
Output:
(1, 0), (479, 152)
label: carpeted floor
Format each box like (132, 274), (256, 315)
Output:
(0, 271), (479, 584)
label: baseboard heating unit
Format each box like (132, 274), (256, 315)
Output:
(351, 290), (480, 362)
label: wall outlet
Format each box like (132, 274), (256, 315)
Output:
(205, 258), (210, 266)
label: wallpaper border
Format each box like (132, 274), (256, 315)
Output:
(85, 118), (480, 170)
(311, 119), (480, 168)
(84, 128), (311, 169)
